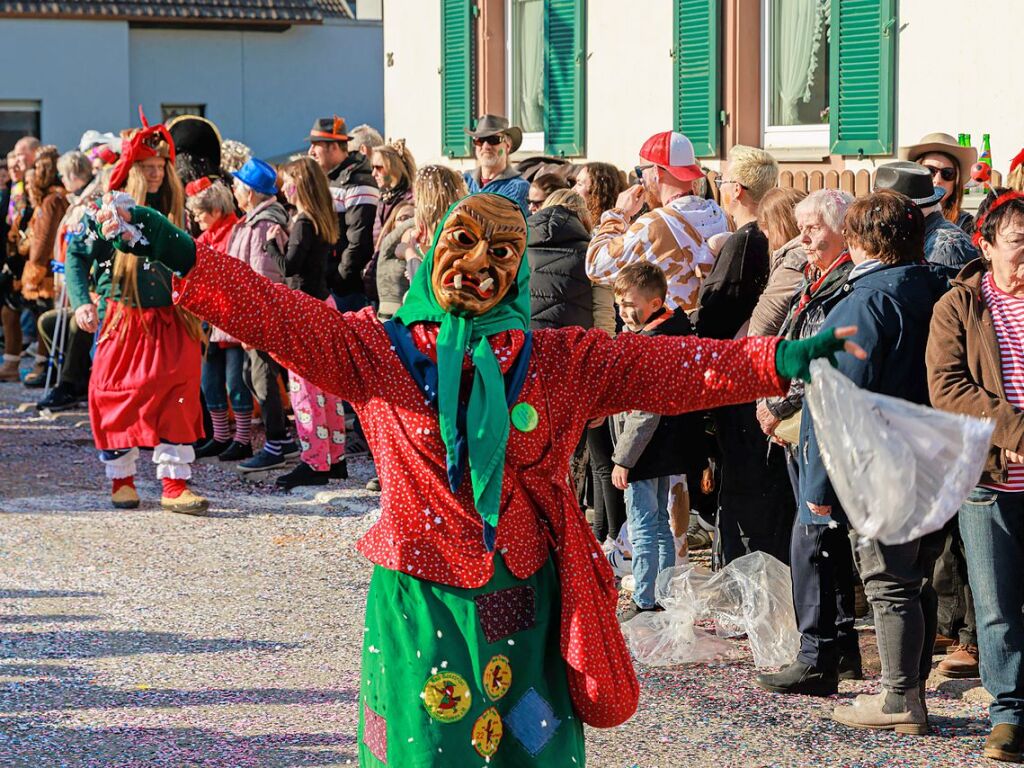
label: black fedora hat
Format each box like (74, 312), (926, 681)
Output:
(873, 161), (946, 207)
(465, 114), (523, 153)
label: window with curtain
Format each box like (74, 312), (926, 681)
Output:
(764, 0), (830, 146)
(508, 0), (544, 148)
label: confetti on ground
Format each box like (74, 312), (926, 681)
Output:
(0, 383), (994, 767)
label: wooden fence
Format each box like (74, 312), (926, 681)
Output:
(705, 168), (1003, 197)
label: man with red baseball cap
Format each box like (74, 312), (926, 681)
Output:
(586, 131), (726, 312)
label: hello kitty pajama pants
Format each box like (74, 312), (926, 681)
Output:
(287, 371), (346, 471)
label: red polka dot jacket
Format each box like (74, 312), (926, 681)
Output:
(173, 242), (788, 728)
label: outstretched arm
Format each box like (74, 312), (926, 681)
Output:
(549, 325), (861, 423)
(98, 204), (380, 404)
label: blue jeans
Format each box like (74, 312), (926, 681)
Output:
(960, 486), (1024, 726)
(201, 344), (253, 413)
(625, 476), (674, 609)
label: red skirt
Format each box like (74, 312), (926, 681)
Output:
(89, 301), (204, 450)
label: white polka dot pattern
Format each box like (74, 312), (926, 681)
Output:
(173, 242), (789, 728)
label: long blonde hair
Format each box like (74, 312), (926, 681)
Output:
(372, 139), (417, 192)
(282, 157), (339, 245)
(414, 164), (467, 244)
(541, 188), (593, 231)
(105, 135), (198, 340)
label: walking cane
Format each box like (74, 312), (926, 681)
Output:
(42, 259), (69, 398)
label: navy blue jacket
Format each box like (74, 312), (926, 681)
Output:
(798, 262), (951, 525)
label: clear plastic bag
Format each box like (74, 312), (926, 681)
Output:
(620, 552), (800, 668)
(805, 360), (994, 545)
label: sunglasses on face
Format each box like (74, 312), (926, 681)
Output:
(527, 199), (544, 210)
(634, 164), (654, 182)
(474, 135), (503, 147)
(926, 165), (957, 182)
(371, 164), (385, 171)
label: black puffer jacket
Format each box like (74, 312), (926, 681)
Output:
(527, 205), (593, 330)
(609, 308), (707, 481)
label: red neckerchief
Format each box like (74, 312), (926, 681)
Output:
(793, 252), (851, 320)
(638, 306), (674, 333)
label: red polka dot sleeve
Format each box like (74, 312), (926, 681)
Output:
(547, 327), (788, 421)
(172, 242), (381, 406)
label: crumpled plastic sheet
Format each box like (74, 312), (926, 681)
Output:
(805, 360), (994, 545)
(621, 551), (800, 669)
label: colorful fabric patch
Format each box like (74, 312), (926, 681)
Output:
(421, 671), (472, 723)
(474, 586), (535, 643)
(483, 654), (512, 701)
(505, 688), (560, 756)
(471, 706), (503, 758)
(362, 700), (388, 763)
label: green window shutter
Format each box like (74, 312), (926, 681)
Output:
(544, 0), (585, 157)
(441, 0), (474, 159)
(673, 0), (720, 158)
(830, 0), (897, 156)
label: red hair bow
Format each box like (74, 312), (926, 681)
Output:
(972, 190), (1024, 247)
(1011, 147), (1024, 175)
(185, 176), (213, 198)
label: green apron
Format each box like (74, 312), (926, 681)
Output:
(358, 555), (586, 767)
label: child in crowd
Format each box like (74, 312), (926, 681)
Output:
(274, 157), (349, 489)
(188, 178), (253, 462)
(610, 262), (704, 622)
(226, 158), (298, 473)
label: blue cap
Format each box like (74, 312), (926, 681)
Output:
(231, 158), (279, 197)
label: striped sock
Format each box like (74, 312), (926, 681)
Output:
(233, 410), (253, 444)
(263, 439), (283, 456)
(210, 409), (231, 443)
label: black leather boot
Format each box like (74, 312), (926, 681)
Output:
(754, 660), (838, 696)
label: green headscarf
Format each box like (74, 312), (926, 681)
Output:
(393, 193), (531, 534)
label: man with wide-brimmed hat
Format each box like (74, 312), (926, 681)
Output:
(462, 114), (530, 213)
(306, 115), (379, 311)
(873, 161), (978, 269)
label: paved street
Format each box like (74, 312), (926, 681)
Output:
(0, 382), (998, 767)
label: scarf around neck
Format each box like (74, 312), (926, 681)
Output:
(393, 193), (531, 534)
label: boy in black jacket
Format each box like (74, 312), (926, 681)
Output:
(611, 262), (705, 622)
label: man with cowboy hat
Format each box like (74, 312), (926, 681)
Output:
(462, 114), (530, 213)
(306, 115), (379, 312)
(873, 161), (978, 270)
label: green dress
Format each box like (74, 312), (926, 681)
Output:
(358, 554), (586, 766)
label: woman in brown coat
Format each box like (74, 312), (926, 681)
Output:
(19, 145), (67, 386)
(927, 189), (1024, 763)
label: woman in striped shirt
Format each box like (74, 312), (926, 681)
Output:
(928, 189), (1024, 763)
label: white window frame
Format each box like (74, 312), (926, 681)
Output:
(505, 0), (544, 154)
(761, 0), (830, 150)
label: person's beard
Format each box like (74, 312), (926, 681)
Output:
(644, 183), (662, 211)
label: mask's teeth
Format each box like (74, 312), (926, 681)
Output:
(479, 277), (495, 293)
(453, 274), (463, 290)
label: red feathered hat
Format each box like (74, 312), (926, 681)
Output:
(108, 106), (176, 192)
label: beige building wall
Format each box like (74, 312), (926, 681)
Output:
(584, 0), (675, 168)
(896, 0), (1018, 172)
(383, 0), (445, 164)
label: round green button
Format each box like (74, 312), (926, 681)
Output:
(511, 402), (539, 432)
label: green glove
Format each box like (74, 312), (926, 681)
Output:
(106, 206), (197, 276)
(775, 328), (849, 381)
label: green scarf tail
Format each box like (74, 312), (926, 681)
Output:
(393, 193), (531, 532)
